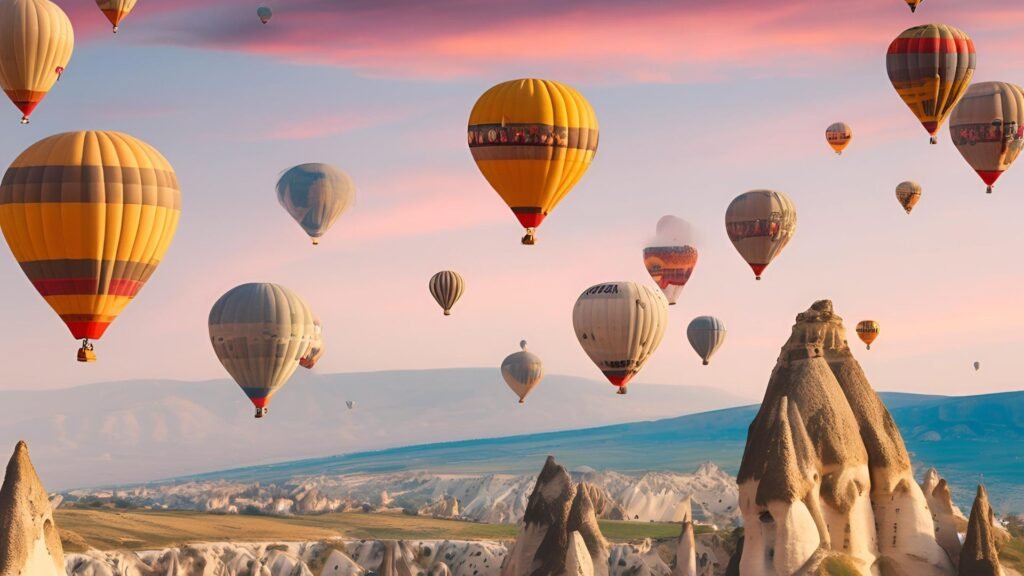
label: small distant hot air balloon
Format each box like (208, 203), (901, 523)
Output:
(0, 131), (181, 362)
(95, 0), (138, 33)
(949, 81), (1024, 194)
(276, 163), (355, 245)
(573, 281), (669, 395)
(856, 320), (880, 350)
(973, 361), (980, 371)
(826, 122), (852, 155)
(299, 317), (324, 369)
(501, 340), (544, 404)
(468, 78), (599, 245)
(725, 190), (797, 280)
(0, 0), (74, 124)
(346, 400), (354, 409)
(429, 270), (464, 316)
(643, 215), (698, 305)
(887, 24), (976, 144)
(687, 316), (727, 366)
(257, 5), (272, 24)
(209, 283), (317, 418)
(895, 181), (922, 214)
(905, 0), (922, 12)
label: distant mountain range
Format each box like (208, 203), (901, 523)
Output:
(174, 390), (1024, 515)
(0, 368), (752, 490)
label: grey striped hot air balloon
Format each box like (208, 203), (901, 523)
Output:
(208, 283), (317, 418)
(501, 340), (544, 403)
(686, 316), (727, 366)
(276, 163), (355, 245)
(257, 5), (272, 23)
(429, 270), (464, 316)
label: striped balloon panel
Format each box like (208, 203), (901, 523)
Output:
(468, 78), (598, 229)
(0, 0), (74, 118)
(572, 281), (668, 388)
(886, 24), (975, 136)
(0, 131), (180, 340)
(686, 316), (727, 364)
(429, 270), (464, 315)
(94, 0), (138, 28)
(208, 283), (316, 408)
(949, 81), (1024, 186)
(276, 163), (355, 241)
(725, 190), (797, 277)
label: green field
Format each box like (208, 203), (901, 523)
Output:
(56, 509), (702, 553)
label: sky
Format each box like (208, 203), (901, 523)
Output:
(1, 0), (1023, 403)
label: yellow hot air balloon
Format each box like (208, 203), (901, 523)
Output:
(501, 340), (544, 404)
(429, 270), (464, 316)
(209, 283), (317, 418)
(276, 163), (355, 245)
(886, 24), (976, 144)
(895, 181), (922, 214)
(468, 78), (598, 245)
(95, 0), (138, 33)
(905, 0), (922, 12)
(725, 190), (797, 280)
(0, 0), (74, 124)
(573, 281), (668, 395)
(856, 320), (880, 350)
(825, 122), (852, 155)
(299, 316), (324, 369)
(0, 131), (181, 361)
(949, 81), (1024, 194)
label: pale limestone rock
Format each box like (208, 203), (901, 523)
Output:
(0, 441), (65, 576)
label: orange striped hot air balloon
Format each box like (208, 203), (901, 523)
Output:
(886, 24), (976, 144)
(825, 122), (852, 155)
(904, 0), (922, 12)
(0, 0), (74, 124)
(94, 0), (138, 33)
(0, 131), (181, 361)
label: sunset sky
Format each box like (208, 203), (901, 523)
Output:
(1, 0), (1022, 402)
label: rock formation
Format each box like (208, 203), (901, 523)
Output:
(922, 468), (967, 567)
(568, 482), (610, 576)
(959, 485), (1005, 576)
(502, 455), (577, 576)
(0, 441), (65, 576)
(736, 300), (975, 576)
(673, 497), (697, 576)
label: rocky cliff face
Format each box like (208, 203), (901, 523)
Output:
(735, 300), (1004, 576)
(959, 485), (1006, 576)
(0, 441), (65, 576)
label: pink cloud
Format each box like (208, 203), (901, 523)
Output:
(255, 109), (413, 141)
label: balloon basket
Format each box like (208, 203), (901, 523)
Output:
(616, 387), (627, 395)
(702, 360), (709, 366)
(521, 229), (536, 245)
(19, 117), (28, 125)
(443, 310), (451, 316)
(254, 407), (268, 419)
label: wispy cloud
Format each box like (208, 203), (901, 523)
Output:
(254, 109), (413, 142)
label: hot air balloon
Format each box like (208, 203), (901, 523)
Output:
(949, 81), (1024, 193)
(429, 270), (464, 316)
(973, 361), (980, 371)
(826, 122), (852, 155)
(905, 0), (922, 12)
(468, 78), (599, 245)
(501, 340), (544, 404)
(257, 5), (272, 24)
(299, 317), (323, 369)
(0, 0), (73, 124)
(573, 282), (668, 395)
(209, 283), (317, 418)
(856, 320), (880, 350)
(276, 163), (355, 245)
(687, 316), (726, 366)
(0, 131), (181, 362)
(346, 400), (354, 409)
(895, 181), (922, 214)
(886, 24), (976, 144)
(95, 0), (138, 33)
(643, 215), (698, 305)
(725, 190), (797, 280)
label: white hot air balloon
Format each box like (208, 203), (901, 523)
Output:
(686, 316), (727, 366)
(501, 340), (544, 403)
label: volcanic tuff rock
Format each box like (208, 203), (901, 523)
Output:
(0, 441), (65, 576)
(922, 468), (967, 566)
(672, 497), (697, 576)
(959, 485), (1005, 576)
(736, 300), (981, 575)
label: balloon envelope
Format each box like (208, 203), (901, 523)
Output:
(687, 316), (727, 366)
(725, 190), (797, 280)
(0, 131), (181, 361)
(95, 0), (138, 32)
(905, 0), (922, 12)
(856, 320), (880, 350)
(429, 270), (464, 316)
(257, 5), (272, 23)
(276, 163), (355, 244)
(973, 361), (980, 371)
(949, 81), (1024, 193)
(572, 281), (668, 394)
(468, 78), (598, 244)
(0, 0), (74, 123)
(895, 181), (922, 214)
(643, 246), (697, 305)
(501, 340), (544, 403)
(886, 24), (976, 144)
(826, 122), (852, 155)
(208, 283), (317, 418)
(299, 317), (324, 369)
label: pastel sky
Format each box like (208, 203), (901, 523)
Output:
(0, 0), (1022, 403)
